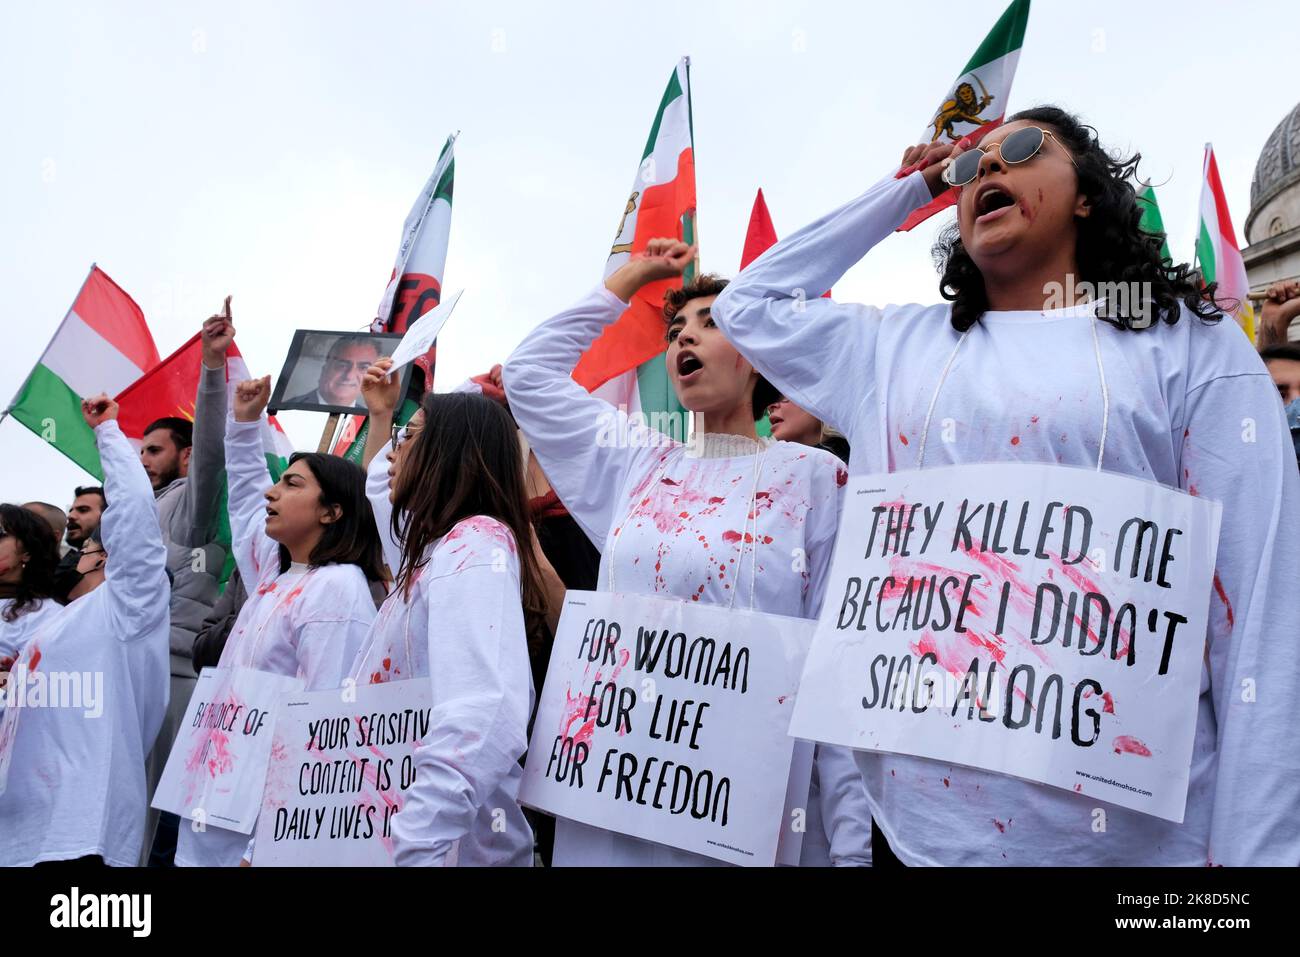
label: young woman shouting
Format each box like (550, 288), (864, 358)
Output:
(176, 375), (382, 866)
(712, 106), (1300, 866)
(503, 240), (872, 867)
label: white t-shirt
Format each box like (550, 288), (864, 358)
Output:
(0, 421), (171, 866)
(712, 168), (1300, 866)
(351, 457), (534, 867)
(0, 597), (64, 669)
(503, 286), (874, 867)
(176, 415), (376, 867)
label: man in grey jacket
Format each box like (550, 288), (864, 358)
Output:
(143, 298), (238, 863)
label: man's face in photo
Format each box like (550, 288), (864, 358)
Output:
(318, 340), (381, 408)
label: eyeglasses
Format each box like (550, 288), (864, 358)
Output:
(80, 547), (106, 559)
(390, 422), (423, 450)
(942, 126), (1078, 188)
(326, 358), (374, 377)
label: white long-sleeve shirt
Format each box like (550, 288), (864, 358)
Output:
(0, 598), (64, 670)
(503, 285), (873, 867)
(0, 421), (171, 866)
(177, 415), (376, 867)
(349, 449), (534, 867)
(712, 168), (1300, 866)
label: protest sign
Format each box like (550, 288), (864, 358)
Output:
(789, 463), (1222, 822)
(520, 590), (814, 866)
(252, 678), (432, 867)
(152, 666), (304, 833)
(388, 289), (462, 371)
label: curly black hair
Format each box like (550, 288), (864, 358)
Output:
(933, 105), (1225, 333)
(0, 503), (58, 623)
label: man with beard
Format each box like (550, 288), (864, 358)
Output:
(49, 486), (105, 603)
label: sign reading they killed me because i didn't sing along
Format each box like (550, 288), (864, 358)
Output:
(789, 463), (1222, 823)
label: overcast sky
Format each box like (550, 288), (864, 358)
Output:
(2, 0), (1294, 505)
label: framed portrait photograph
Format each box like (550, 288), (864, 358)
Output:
(269, 330), (411, 416)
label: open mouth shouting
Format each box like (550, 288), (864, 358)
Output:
(972, 181), (1018, 224)
(676, 349), (705, 385)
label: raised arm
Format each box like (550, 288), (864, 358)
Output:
(224, 376), (279, 587)
(180, 297), (236, 548)
(1181, 330), (1300, 865)
(711, 153), (946, 438)
(82, 396), (169, 639)
(502, 241), (694, 548)
(390, 518), (531, 866)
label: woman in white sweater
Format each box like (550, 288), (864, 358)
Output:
(711, 105), (1300, 866)
(349, 366), (549, 867)
(0, 395), (171, 866)
(176, 375), (382, 866)
(503, 240), (873, 867)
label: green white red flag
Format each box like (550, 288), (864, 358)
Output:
(897, 0), (1031, 231)
(574, 58), (693, 438)
(1196, 144), (1256, 342)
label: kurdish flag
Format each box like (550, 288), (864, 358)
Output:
(1135, 183), (1173, 262)
(573, 58), (693, 439)
(5, 265), (160, 479)
(1197, 144), (1256, 342)
(898, 0), (1031, 231)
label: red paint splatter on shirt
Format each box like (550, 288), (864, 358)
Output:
(899, 433), (909, 446)
(1010, 436), (1021, 446)
(1212, 573), (1235, 630)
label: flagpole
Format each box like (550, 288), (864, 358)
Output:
(0, 262), (98, 425)
(318, 413), (341, 453)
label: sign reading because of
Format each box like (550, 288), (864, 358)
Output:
(253, 678), (432, 867)
(789, 463), (1222, 823)
(519, 590), (814, 866)
(152, 666), (304, 833)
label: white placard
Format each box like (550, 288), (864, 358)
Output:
(789, 463), (1222, 823)
(252, 678), (432, 867)
(519, 590), (815, 866)
(152, 666), (304, 833)
(387, 289), (462, 370)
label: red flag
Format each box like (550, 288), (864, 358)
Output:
(740, 190), (831, 298)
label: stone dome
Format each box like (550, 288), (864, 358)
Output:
(1247, 100), (1300, 243)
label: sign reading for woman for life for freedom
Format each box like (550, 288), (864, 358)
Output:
(519, 591), (815, 866)
(789, 463), (1222, 823)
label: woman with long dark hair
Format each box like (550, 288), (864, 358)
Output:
(503, 240), (873, 867)
(350, 368), (547, 866)
(176, 374), (382, 867)
(0, 504), (62, 672)
(713, 106), (1300, 866)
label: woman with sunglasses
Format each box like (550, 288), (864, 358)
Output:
(176, 375), (384, 867)
(502, 241), (873, 868)
(0, 395), (172, 866)
(345, 361), (549, 867)
(712, 106), (1300, 866)
(0, 504), (63, 675)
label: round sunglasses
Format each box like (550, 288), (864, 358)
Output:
(941, 126), (1077, 188)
